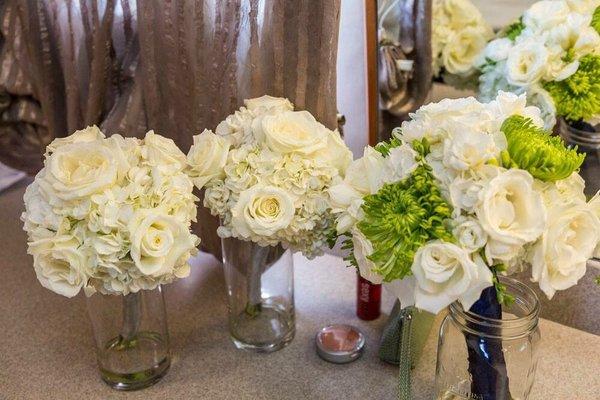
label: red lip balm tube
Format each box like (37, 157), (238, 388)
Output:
(356, 273), (381, 320)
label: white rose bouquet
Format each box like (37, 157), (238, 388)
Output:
(476, 0), (600, 128)
(432, 0), (493, 87)
(331, 91), (599, 315)
(187, 95), (353, 258)
(22, 126), (200, 297)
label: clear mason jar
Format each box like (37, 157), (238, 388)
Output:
(557, 118), (600, 196)
(86, 286), (170, 390)
(435, 277), (541, 400)
(221, 237), (295, 352)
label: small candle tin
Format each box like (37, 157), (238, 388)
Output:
(315, 324), (365, 364)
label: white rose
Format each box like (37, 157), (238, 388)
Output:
(411, 241), (493, 314)
(45, 125), (105, 156)
(476, 169), (546, 261)
(28, 235), (89, 298)
(523, 1), (570, 33)
(383, 144), (418, 183)
(506, 40), (548, 86)
(529, 203), (600, 299)
(244, 95), (294, 114)
(452, 217), (488, 252)
(231, 185), (295, 238)
(442, 27), (489, 76)
(215, 108), (255, 147)
(187, 129), (231, 188)
(351, 227), (383, 285)
(129, 210), (199, 277)
(482, 38), (513, 62)
(535, 172), (587, 209)
(40, 141), (120, 203)
(142, 131), (187, 175)
(313, 129), (353, 175)
(254, 110), (328, 154)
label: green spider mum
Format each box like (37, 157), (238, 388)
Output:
(357, 164), (454, 282)
(543, 54), (600, 122)
(500, 115), (585, 182)
(592, 6), (600, 34)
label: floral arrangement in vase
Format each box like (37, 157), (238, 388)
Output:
(432, 0), (493, 88)
(330, 91), (600, 399)
(21, 126), (200, 389)
(187, 95), (353, 351)
(476, 0), (600, 130)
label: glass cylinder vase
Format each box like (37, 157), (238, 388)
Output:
(222, 237), (295, 352)
(86, 286), (170, 391)
(435, 277), (541, 400)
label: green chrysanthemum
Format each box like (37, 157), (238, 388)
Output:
(543, 54), (600, 122)
(500, 115), (585, 182)
(357, 164), (453, 282)
(505, 17), (525, 41)
(592, 6), (600, 34)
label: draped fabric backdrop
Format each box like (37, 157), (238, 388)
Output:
(0, 0), (341, 256)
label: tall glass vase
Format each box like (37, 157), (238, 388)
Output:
(86, 286), (170, 391)
(435, 277), (541, 400)
(221, 237), (295, 352)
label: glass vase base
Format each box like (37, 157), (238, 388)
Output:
(229, 304), (295, 353)
(100, 356), (170, 391)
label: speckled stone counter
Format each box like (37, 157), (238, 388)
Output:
(1, 182), (599, 400)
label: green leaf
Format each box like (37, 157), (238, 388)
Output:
(592, 6), (600, 34)
(505, 17), (525, 41)
(501, 115), (585, 181)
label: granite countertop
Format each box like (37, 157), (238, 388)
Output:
(1, 181), (599, 399)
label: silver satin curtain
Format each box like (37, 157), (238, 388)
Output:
(0, 0), (341, 255)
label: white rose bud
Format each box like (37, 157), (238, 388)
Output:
(411, 241), (493, 314)
(187, 129), (231, 188)
(231, 185), (295, 238)
(523, 0), (570, 33)
(453, 217), (488, 253)
(313, 129), (353, 176)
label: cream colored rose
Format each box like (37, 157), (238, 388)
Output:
(529, 203), (600, 299)
(442, 27), (489, 76)
(244, 95), (293, 114)
(475, 170), (546, 261)
(28, 235), (89, 298)
(453, 217), (487, 253)
(348, 147), (388, 194)
(129, 211), (199, 277)
(142, 131), (187, 174)
(313, 129), (353, 176)
(256, 111), (328, 154)
(352, 227), (383, 285)
(45, 126), (105, 156)
(506, 40), (548, 86)
(41, 141), (120, 202)
(187, 129), (230, 188)
(231, 185), (295, 238)
(411, 241), (493, 314)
